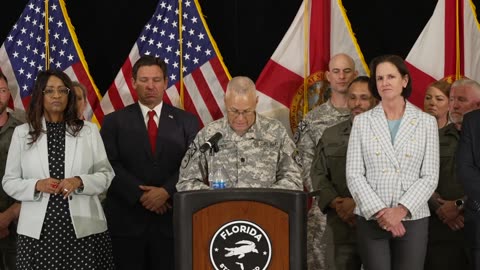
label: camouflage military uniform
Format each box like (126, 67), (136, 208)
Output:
(425, 123), (469, 270)
(311, 119), (362, 270)
(294, 100), (350, 270)
(177, 113), (302, 191)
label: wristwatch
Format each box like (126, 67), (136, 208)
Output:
(455, 199), (464, 210)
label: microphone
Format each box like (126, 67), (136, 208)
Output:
(199, 132), (223, 153)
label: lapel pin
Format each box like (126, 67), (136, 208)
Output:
(168, 114), (173, 119)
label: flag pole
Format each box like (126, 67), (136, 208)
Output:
(178, 0), (185, 109)
(44, 0), (50, 69)
(455, 0), (461, 80)
(303, 0), (309, 118)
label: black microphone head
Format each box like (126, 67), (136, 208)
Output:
(210, 132), (223, 142)
(200, 132), (223, 153)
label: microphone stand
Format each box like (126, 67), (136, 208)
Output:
(207, 142), (220, 188)
(200, 143), (219, 186)
(209, 142), (220, 156)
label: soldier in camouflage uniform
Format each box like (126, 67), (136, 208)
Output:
(0, 71), (23, 270)
(311, 76), (377, 270)
(294, 53), (358, 270)
(177, 76), (302, 191)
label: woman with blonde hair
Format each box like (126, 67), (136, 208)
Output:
(424, 80), (451, 128)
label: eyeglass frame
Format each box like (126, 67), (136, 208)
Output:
(42, 87), (71, 96)
(226, 108), (256, 118)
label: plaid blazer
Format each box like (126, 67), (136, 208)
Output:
(346, 101), (439, 220)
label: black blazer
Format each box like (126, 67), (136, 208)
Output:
(457, 109), (480, 204)
(101, 103), (199, 237)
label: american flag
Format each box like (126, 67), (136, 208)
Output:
(0, 0), (102, 124)
(96, 0), (231, 126)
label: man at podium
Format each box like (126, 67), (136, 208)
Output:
(177, 76), (302, 191)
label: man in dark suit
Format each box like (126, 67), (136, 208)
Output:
(424, 78), (480, 270)
(456, 81), (480, 270)
(101, 55), (199, 270)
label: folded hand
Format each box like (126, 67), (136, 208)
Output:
(139, 185), (171, 214)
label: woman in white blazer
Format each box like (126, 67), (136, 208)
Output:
(346, 55), (439, 270)
(2, 70), (115, 269)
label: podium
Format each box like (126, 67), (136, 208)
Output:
(174, 188), (307, 270)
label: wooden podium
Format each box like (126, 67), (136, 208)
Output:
(174, 188), (307, 270)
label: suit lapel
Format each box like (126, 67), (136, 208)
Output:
(131, 104), (154, 159)
(132, 103), (178, 158)
(393, 102), (419, 153)
(369, 105), (400, 168)
(36, 133), (50, 178)
(157, 104), (177, 155)
(65, 127), (77, 177)
(37, 119), (78, 178)
(35, 119), (49, 177)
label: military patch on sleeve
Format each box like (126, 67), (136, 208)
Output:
(292, 149), (303, 168)
(293, 130), (300, 144)
(293, 120), (308, 144)
(181, 142), (198, 169)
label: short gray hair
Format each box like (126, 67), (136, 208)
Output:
(451, 78), (480, 95)
(225, 76), (257, 99)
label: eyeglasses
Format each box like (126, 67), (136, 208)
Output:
(43, 87), (70, 96)
(227, 109), (255, 118)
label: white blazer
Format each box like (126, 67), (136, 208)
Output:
(346, 101), (439, 220)
(2, 120), (114, 239)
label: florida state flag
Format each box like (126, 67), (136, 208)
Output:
(255, 0), (368, 136)
(406, 0), (480, 107)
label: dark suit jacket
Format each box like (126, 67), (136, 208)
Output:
(457, 109), (480, 205)
(457, 109), (480, 247)
(101, 102), (199, 237)
(428, 123), (464, 243)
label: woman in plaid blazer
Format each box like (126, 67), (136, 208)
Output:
(346, 55), (439, 270)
